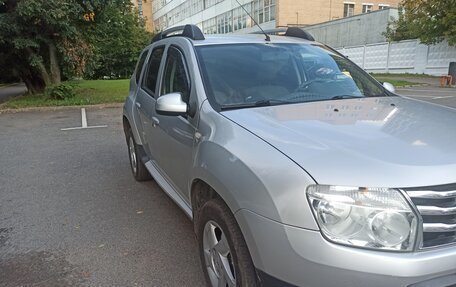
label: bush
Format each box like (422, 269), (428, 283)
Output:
(45, 83), (76, 100)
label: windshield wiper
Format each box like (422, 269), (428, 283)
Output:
(254, 99), (292, 106)
(220, 99), (292, 111)
(331, 95), (363, 100)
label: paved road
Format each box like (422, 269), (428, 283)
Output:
(0, 87), (455, 287)
(0, 83), (27, 103)
(397, 86), (456, 109)
(0, 107), (204, 286)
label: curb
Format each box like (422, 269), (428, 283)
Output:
(399, 83), (430, 88)
(0, 103), (123, 114)
(398, 83), (456, 88)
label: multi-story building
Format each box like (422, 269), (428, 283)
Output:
(131, 0), (154, 32)
(150, 0), (400, 34)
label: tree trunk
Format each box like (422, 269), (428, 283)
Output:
(21, 72), (45, 94)
(48, 43), (61, 84)
(25, 47), (51, 87)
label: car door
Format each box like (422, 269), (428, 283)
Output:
(150, 45), (198, 201)
(135, 45), (165, 158)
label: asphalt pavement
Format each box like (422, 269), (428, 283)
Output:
(0, 84), (27, 103)
(397, 86), (456, 109)
(0, 86), (455, 287)
(0, 107), (204, 286)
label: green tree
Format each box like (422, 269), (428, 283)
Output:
(0, 0), (92, 93)
(83, 1), (152, 79)
(384, 0), (456, 46)
(0, 0), (151, 93)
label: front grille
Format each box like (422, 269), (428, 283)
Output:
(403, 183), (456, 248)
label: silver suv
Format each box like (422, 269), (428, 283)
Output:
(123, 25), (456, 287)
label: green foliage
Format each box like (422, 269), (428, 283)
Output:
(0, 0), (91, 93)
(384, 0), (456, 46)
(45, 83), (76, 100)
(83, 3), (153, 79)
(3, 79), (129, 109)
(0, 0), (152, 91)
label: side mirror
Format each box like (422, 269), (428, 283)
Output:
(383, 82), (396, 93)
(156, 93), (187, 116)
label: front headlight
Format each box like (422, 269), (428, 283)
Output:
(306, 185), (418, 251)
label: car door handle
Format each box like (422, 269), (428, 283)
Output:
(152, 116), (159, 127)
(135, 102), (141, 109)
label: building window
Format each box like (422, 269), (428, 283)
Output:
(253, 0), (275, 24)
(233, 4), (253, 31)
(264, 0), (275, 22)
(138, 0), (143, 17)
(158, 0), (274, 34)
(343, 3), (355, 17)
(204, 0), (223, 10)
(203, 17), (217, 34)
(254, 0), (264, 24)
(191, 0), (203, 15)
(378, 4), (390, 9)
(217, 11), (232, 34)
(362, 4), (373, 13)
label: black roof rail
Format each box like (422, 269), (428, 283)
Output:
(251, 27), (315, 41)
(285, 27), (315, 41)
(151, 24), (205, 44)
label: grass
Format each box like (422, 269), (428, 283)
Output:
(371, 77), (419, 87)
(370, 73), (439, 78)
(370, 73), (440, 87)
(2, 79), (129, 109)
(370, 73), (431, 87)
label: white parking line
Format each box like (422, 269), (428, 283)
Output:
(61, 108), (107, 131)
(81, 108), (88, 128)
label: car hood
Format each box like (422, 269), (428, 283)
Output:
(222, 97), (456, 188)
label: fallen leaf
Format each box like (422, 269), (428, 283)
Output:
(81, 271), (91, 278)
(136, 210), (144, 214)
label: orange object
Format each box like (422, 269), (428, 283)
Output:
(440, 75), (452, 87)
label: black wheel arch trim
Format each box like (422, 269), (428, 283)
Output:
(257, 269), (298, 287)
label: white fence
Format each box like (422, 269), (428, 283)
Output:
(337, 39), (456, 75)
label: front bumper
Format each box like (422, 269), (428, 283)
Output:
(235, 209), (456, 287)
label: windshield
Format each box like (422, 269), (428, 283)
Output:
(195, 43), (389, 110)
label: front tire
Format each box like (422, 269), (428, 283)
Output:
(126, 129), (151, 181)
(196, 198), (259, 287)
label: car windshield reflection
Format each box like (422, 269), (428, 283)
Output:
(195, 43), (390, 110)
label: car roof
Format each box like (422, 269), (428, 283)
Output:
(190, 34), (318, 46)
(148, 25), (321, 48)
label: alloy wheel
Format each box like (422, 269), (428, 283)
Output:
(203, 220), (236, 287)
(128, 136), (137, 175)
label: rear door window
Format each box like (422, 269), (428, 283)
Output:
(135, 50), (148, 83)
(143, 46), (165, 96)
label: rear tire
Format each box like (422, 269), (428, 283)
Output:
(196, 198), (259, 287)
(126, 129), (151, 181)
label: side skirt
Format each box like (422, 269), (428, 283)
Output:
(144, 160), (193, 219)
